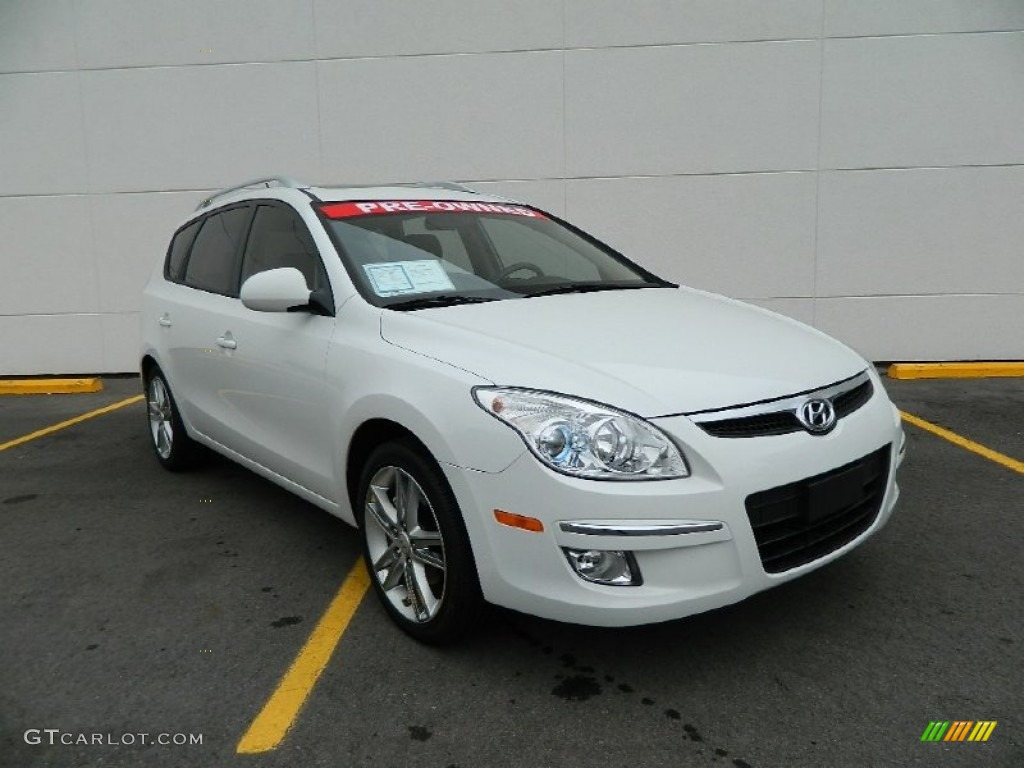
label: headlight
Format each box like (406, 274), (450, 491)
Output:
(473, 387), (689, 480)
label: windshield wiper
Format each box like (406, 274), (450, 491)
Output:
(386, 295), (499, 311)
(523, 281), (670, 298)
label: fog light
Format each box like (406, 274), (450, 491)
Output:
(563, 548), (642, 586)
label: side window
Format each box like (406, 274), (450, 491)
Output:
(240, 205), (328, 292)
(481, 218), (600, 281)
(165, 220), (200, 282)
(184, 206), (252, 296)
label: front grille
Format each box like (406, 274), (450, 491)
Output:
(832, 379), (873, 418)
(744, 445), (890, 573)
(696, 376), (874, 439)
(699, 412), (802, 438)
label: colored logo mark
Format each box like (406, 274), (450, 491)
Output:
(921, 721), (997, 742)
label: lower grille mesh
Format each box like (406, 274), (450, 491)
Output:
(745, 445), (891, 573)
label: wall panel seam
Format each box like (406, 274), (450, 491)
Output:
(0, 311), (139, 319)
(4, 27), (1023, 77)
(811, 0), (826, 327)
(6, 164), (1024, 201)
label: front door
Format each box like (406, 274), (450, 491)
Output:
(210, 202), (337, 499)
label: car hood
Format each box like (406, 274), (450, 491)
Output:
(379, 287), (867, 416)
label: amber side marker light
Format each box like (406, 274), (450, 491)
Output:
(493, 509), (544, 533)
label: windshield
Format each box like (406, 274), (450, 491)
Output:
(316, 200), (673, 309)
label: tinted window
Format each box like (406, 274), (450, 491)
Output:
(401, 216), (471, 271)
(321, 205), (667, 308)
(240, 205), (328, 292)
(166, 220), (200, 282)
(184, 207), (251, 295)
(480, 217), (600, 281)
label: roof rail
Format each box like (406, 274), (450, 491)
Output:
(407, 181), (478, 194)
(196, 176), (306, 210)
(310, 180), (479, 195)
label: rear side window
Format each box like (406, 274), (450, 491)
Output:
(184, 206), (252, 295)
(165, 220), (200, 282)
(240, 205), (328, 292)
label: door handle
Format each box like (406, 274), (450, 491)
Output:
(216, 334), (237, 350)
(158, 314), (172, 327)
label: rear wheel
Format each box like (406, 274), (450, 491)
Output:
(145, 368), (200, 471)
(357, 441), (481, 644)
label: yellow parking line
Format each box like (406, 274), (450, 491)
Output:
(889, 362), (1024, 380)
(0, 395), (144, 452)
(900, 411), (1024, 475)
(0, 377), (104, 395)
(237, 560), (371, 754)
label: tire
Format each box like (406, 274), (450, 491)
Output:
(357, 440), (482, 644)
(145, 367), (200, 471)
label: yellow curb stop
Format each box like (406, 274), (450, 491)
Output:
(0, 378), (104, 395)
(888, 362), (1024, 380)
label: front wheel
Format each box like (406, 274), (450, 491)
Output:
(357, 441), (481, 644)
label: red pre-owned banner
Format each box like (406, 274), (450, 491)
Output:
(319, 200), (546, 219)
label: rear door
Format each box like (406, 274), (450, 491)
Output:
(211, 202), (337, 498)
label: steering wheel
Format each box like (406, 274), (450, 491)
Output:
(497, 262), (545, 281)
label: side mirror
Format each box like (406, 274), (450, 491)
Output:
(240, 268), (311, 312)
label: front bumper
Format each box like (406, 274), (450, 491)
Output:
(442, 387), (904, 627)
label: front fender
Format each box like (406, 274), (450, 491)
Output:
(326, 314), (526, 523)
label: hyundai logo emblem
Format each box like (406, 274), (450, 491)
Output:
(797, 398), (837, 434)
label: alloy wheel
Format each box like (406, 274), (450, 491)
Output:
(148, 377), (174, 460)
(364, 465), (447, 623)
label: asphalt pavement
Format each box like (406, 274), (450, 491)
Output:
(1, 374), (1020, 768)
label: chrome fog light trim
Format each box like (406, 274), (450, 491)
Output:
(563, 548), (642, 586)
(560, 521), (723, 536)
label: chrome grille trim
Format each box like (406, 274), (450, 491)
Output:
(689, 370), (873, 438)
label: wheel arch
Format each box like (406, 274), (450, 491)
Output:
(345, 418), (433, 518)
(140, 354), (159, 383)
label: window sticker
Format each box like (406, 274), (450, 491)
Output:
(363, 260), (456, 297)
(320, 200), (545, 219)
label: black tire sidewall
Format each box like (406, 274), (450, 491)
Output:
(356, 440), (481, 644)
(145, 369), (197, 471)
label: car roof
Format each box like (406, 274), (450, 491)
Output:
(195, 179), (521, 215)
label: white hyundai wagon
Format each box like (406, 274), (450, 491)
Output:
(141, 177), (905, 643)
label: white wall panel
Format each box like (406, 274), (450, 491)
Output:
(0, 196), (98, 315)
(744, 298), (816, 326)
(314, 0), (563, 59)
(565, 173), (817, 299)
(0, 0), (77, 73)
(0, 73), (89, 196)
(467, 179), (566, 217)
(73, 0), (315, 69)
(80, 63), (321, 193)
(817, 166), (1024, 297)
(0, 314), (104, 375)
(825, 0), (1024, 37)
(815, 295), (1024, 361)
(566, 0), (822, 47)
(100, 313), (141, 372)
(821, 32), (1024, 169)
(3, 3), (1022, 373)
(317, 52), (564, 184)
(565, 41), (821, 177)
(90, 192), (202, 313)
